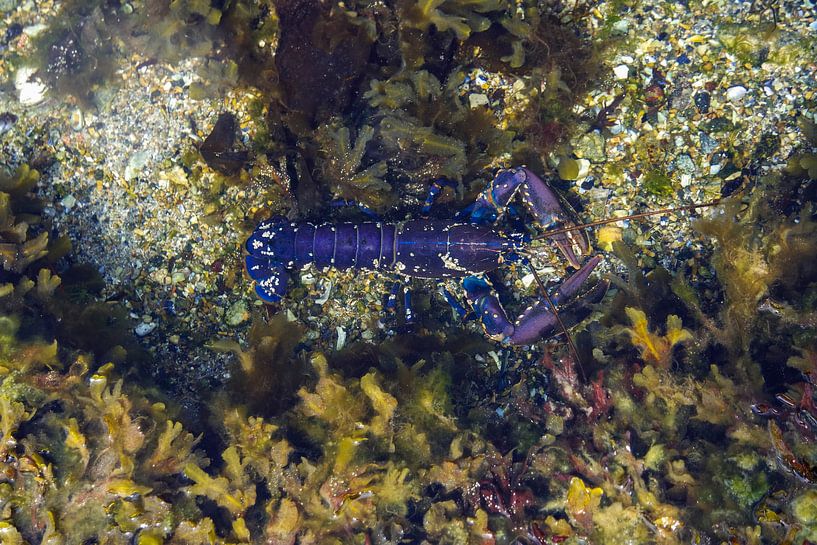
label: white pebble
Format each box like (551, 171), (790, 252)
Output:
(15, 66), (47, 106)
(726, 85), (747, 102)
(613, 64), (630, 80)
(60, 194), (77, 210)
(135, 322), (157, 336)
(612, 19), (629, 35)
(576, 158), (591, 179)
(315, 280), (333, 304)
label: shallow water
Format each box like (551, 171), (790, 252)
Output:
(1, 1), (816, 544)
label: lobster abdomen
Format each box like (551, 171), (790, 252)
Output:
(246, 219), (396, 270)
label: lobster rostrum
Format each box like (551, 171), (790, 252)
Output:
(245, 167), (609, 345)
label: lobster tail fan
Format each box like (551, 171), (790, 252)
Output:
(245, 255), (290, 302)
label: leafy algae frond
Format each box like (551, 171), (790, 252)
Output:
(314, 120), (393, 210)
(619, 306), (693, 368)
(400, 0), (506, 40)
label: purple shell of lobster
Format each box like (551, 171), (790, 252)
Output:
(246, 167), (608, 345)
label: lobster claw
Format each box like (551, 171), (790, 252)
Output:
(471, 167), (589, 268)
(518, 167), (589, 268)
(463, 256), (607, 345)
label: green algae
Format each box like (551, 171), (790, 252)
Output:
(641, 169), (674, 198)
(314, 121), (393, 211)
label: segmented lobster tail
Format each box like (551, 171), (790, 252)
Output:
(245, 255), (289, 302)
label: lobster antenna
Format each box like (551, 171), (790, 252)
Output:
(531, 195), (727, 241)
(528, 264), (586, 382)
(525, 185), (747, 380)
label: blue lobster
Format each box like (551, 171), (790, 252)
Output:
(245, 167), (608, 345)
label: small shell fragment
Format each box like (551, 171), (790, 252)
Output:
(336, 326), (347, 351)
(726, 85), (747, 102)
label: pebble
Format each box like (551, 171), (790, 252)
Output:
(70, 109), (84, 131)
(60, 194), (77, 210)
(336, 326), (347, 351)
(15, 66), (47, 106)
(22, 24), (48, 37)
(699, 132), (718, 155)
(315, 280), (333, 305)
(693, 91), (710, 113)
(725, 85), (748, 102)
(135, 322), (157, 336)
(613, 64), (630, 80)
(0, 112), (17, 134)
(611, 19), (629, 35)
(225, 300), (249, 326)
(673, 154), (696, 175)
(468, 93), (490, 109)
(124, 150), (150, 181)
(557, 157), (580, 180)
(574, 132), (606, 163)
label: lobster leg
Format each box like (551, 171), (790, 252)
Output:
(421, 178), (459, 216)
(440, 287), (475, 321)
(470, 167), (588, 268)
(379, 281), (416, 331)
(463, 256), (606, 345)
(329, 198), (379, 219)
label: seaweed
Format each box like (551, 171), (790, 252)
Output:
(313, 120), (393, 211)
(273, 0), (375, 128)
(617, 307), (692, 368)
(398, 0), (505, 41)
(364, 68), (513, 185)
(208, 313), (305, 417)
(199, 112), (251, 176)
